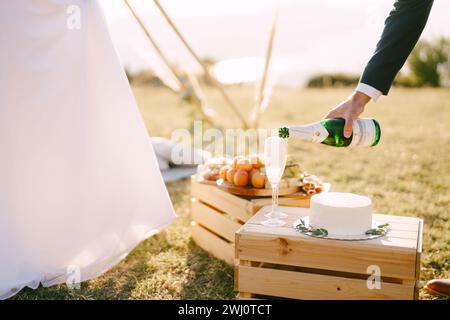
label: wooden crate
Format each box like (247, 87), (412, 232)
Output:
(235, 206), (423, 300)
(190, 176), (311, 265)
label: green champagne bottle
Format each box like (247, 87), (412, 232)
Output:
(279, 118), (381, 147)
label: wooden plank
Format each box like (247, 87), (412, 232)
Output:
(191, 176), (254, 221)
(245, 218), (419, 241)
(191, 176), (315, 220)
(247, 206), (421, 229)
(251, 196), (310, 211)
(217, 180), (298, 197)
(240, 224), (419, 254)
(414, 219), (423, 299)
(236, 233), (418, 280)
(191, 198), (242, 242)
(243, 206), (420, 248)
(191, 222), (234, 265)
(237, 295), (262, 300)
(237, 265), (415, 300)
(235, 260), (253, 298)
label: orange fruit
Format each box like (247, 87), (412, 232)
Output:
(251, 172), (266, 189)
(219, 165), (230, 181)
(249, 154), (262, 169)
(231, 156), (245, 170)
(234, 170), (249, 187)
(249, 168), (259, 180)
(236, 158), (253, 171)
(226, 168), (237, 184)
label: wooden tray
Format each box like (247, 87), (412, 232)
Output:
(216, 179), (298, 197)
(195, 175), (218, 186)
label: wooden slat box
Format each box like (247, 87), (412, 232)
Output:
(235, 206), (423, 300)
(190, 176), (311, 265)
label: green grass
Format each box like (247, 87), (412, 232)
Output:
(13, 86), (450, 300)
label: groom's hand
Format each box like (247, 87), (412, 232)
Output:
(324, 91), (371, 138)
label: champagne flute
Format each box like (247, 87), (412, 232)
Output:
(262, 136), (288, 227)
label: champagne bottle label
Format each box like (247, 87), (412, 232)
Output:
(311, 123), (329, 143)
(349, 119), (376, 147)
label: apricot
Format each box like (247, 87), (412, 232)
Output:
(236, 158), (253, 171)
(249, 154), (262, 169)
(219, 165), (230, 181)
(234, 170), (249, 187)
(231, 156), (245, 170)
(251, 172), (266, 189)
(226, 168), (237, 184)
(203, 170), (220, 181)
(249, 168), (259, 180)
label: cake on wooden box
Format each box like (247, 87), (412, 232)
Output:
(310, 192), (372, 236)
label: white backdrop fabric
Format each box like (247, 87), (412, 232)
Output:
(0, 0), (176, 299)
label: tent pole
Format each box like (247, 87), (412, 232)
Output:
(123, 0), (217, 127)
(123, 0), (181, 88)
(251, 0), (279, 129)
(153, 0), (250, 129)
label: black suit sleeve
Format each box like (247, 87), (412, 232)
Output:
(360, 0), (433, 95)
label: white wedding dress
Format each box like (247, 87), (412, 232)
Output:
(0, 0), (176, 299)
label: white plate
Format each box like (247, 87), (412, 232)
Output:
(293, 216), (389, 241)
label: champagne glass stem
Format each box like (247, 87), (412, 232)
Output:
(271, 183), (278, 215)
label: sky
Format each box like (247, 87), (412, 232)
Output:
(99, 0), (450, 86)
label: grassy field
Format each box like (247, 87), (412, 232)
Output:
(13, 86), (449, 300)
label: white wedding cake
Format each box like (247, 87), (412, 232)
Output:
(310, 192), (372, 236)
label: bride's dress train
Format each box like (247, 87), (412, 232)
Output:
(0, 0), (176, 299)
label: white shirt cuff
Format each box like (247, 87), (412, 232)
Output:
(356, 83), (382, 102)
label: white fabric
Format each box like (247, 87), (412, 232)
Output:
(0, 0), (176, 299)
(151, 137), (211, 165)
(356, 82), (382, 102)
